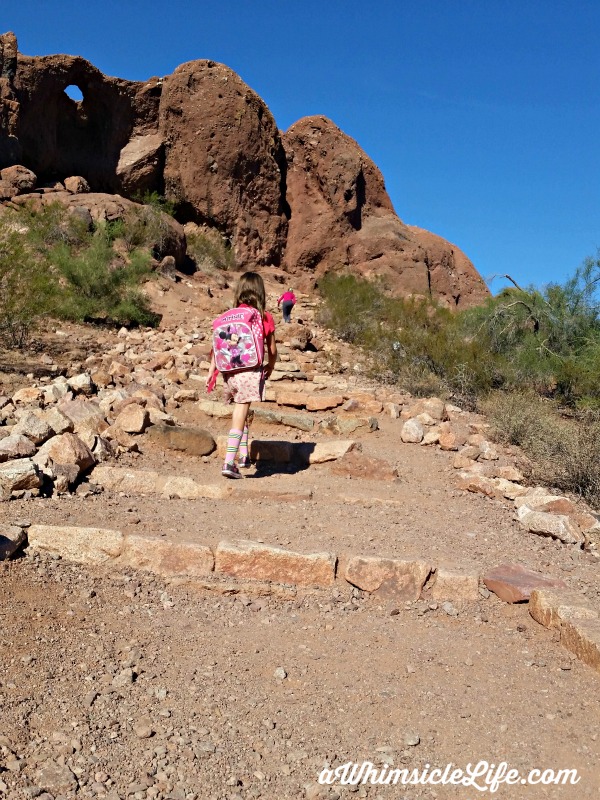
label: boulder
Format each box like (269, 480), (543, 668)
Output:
(64, 175), (90, 193)
(36, 433), (95, 475)
(146, 424), (216, 456)
(114, 404), (150, 434)
(516, 506), (584, 546)
(0, 164), (36, 193)
(0, 433), (37, 461)
(0, 457), (41, 499)
(160, 60), (288, 268)
(330, 451), (397, 481)
(12, 412), (52, 444)
(0, 524), (26, 560)
(401, 419), (424, 443)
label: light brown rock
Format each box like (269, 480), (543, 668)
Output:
(12, 412), (52, 444)
(401, 419), (424, 443)
(516, 507), (584, 545)
(120, 535), (214, 577)
(529, 587), (599, 629)
(0, 525), (26, 560)
(330, 451), (397, 481)
(215, 539), (336, 587)
(36, 433), (95, 474)
(560, 616), (600, 674)
(294, 440), (360, 465)
(431, 567), (480, 601)
(0, 458), (41, 499)
(344, 555), (432, 601)
(27, 524), (124, 564)
(11, 387), (43, 406)
(114, 404), (149, 434)
(305, 394), (344, 411)
(0, 434), (36, 462)
(147, 424), (215, 456)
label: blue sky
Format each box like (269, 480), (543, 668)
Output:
(3, 0), (599, 293)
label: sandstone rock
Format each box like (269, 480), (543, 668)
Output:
(401, 419), (424, 443)
(198, 400), (232, 419)
(92, 465), (161, 494)
(42, 407), (74, 435)
(116, 133), (164, 194)
(58, 398), (106, 433)
(319, 415), (375, 435)
(456, 474), (497, 497)
(34, 760), (78, 795)
(276, 390), (309, 408)
(160, 60), (287, 268)
(330, 451), (397, 481)
(494, 465), (525, 483)
(114, 404), (150, 434)
(438, 426), (465, 451)
(494, 478), (529, 500)
(344, 555), (432, 601)
(483, 563), (567, 603)
(294, 440), (359, 465)
(11, 387), (43, 406)
(146, 424), (215, 456)
(478, 440), (500, 460)
(278, 411), (315, 432)
(516, 506), (584, 545)
(12, 411), (52, 444)
(421, 428), (441, 446)
(67, 372), (95, 395)
(36, 433), (95, 474)
(120, 535), (214, 577)
(215, 540), (336, 587)
(0, 458), (41, 499)
(27, 524), (124, 563)
(0, 524), (25, 560)
(0, 433), (36, 462)
(0, 164), (36, 193)
(431, 566), (480, 601)
(283, 116), (488, 309)
(161, 475), (230, 500)
(64, 175), (90, 193)
(305, 394), (344, 411)
(559, 616), (600, 674)
(387, 402), (401, 419)
(529, 587), (599, 629)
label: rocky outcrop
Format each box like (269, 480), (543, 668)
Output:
(282, 116), (489, 309)
(159, 60), (289, 268)
(0, 31), (489, 307)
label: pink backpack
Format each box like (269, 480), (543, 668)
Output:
(212, 306), (265, 373)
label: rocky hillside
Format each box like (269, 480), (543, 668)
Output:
(0, 31), (489, 309)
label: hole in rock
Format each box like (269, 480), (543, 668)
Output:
(64, 85), (84, 102)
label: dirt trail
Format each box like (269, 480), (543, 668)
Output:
(1, 271), (599, 799)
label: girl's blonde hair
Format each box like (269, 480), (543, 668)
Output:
(234, 271), (266, 316)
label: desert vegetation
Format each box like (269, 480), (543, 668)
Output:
(0, 202), (161, 345)
(319, 260), (600, 507)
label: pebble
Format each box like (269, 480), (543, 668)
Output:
(403, 731), (420, 746)
(273, 667), (287, 680)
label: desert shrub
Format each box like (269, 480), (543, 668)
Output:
(318, 272), (502, 405)
(187, 228), (235, 272)
(483, 391), (600, 508)
(50, 232), (158, 326)
(0, 219), (56, 346)
(0, 203), (160, 342)
(134, 191), (177, 218)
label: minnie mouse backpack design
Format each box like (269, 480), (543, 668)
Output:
(212, 306), (265, 373)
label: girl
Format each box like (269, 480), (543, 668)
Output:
(206, 271), (277, 479)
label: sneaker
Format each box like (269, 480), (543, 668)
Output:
(222, 462), (243, 479)
(238, 456), (252, 469)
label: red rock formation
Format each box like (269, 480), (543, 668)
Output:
(283, 116), (489, 309)
(0, 33), (490, 308)
(159, 60), (288, 269)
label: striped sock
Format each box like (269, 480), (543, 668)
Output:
(239, 425), (249, 460)
(225, 428), (243, 464)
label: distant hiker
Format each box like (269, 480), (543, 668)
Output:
(277, 288), (296, 323)
(206, 271), (277, 479)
